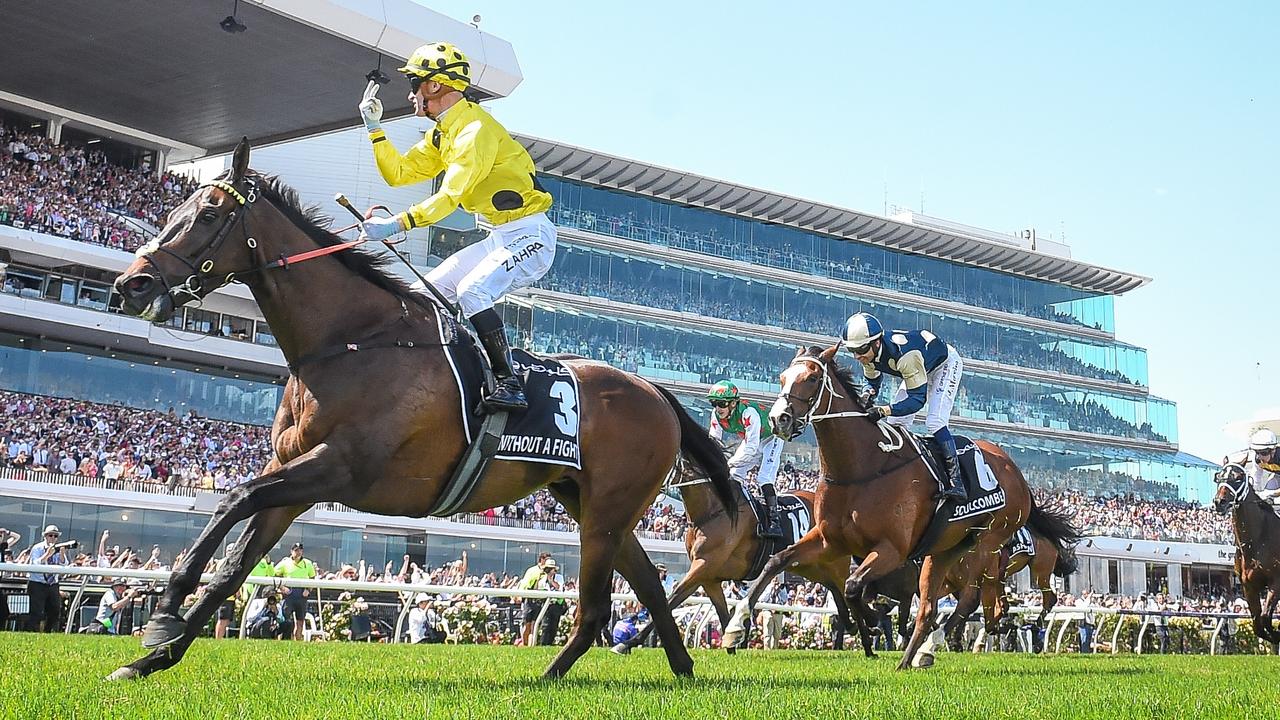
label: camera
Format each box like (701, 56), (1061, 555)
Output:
(54, 540), (80, 551)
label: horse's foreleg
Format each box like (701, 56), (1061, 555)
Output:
(544, 522), (625, 679)
(109, 505), (306, 680)
(612, 533), (695, 676)
(615, 563), (705, 653)
(899, 546), (965, 670)
(702, 581), (733, 649)
(942, 582), (980, 651)
(722, 532), (824, 648)
(1262, 587), (1279, 644)
(145, 446), (345, 636)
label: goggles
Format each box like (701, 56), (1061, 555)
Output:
(851, 342), (875, 356)
(709, 399), (733, 408)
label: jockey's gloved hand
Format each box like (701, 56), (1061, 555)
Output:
(359, 214), (407, 242)
(866, 406), (887, 422)
(359, 96), (384, 132)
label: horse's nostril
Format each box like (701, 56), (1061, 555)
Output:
(124, 275), (153, 295)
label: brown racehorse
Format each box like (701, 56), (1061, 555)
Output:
(942, 515), (1080, 650)
(613, 456), (875, 656)
(1213, 463), (1280, 645)
(723, 345), (1032, 669)
(858, 509), (1079, 654)
(107, 139), (737, 681)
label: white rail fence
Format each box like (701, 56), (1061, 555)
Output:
(0, 563), (1261, 655)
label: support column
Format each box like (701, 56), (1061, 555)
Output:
(155, 149), (169, 177)
(46, 118), (66, 144)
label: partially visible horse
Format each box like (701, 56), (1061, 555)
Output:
(724, 345), (1033, 669)
(1214, 463), (1280, 645)
(107, 139), (737, 681)
(942, 506), (1080, 649)
(614, 455), (874, 656)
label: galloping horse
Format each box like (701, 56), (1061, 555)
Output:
(614, 455), (874, 656)
(1213, 463), (1280, 644)
(724, 345), (1033, 669)
(108, 139), (737, 681)
(942, 515), (1079, 649)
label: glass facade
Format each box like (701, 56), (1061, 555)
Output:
(0, 496), (690, 580)
(540, 242), (1148, 386)
(0, 333), (282, 425)
(542, 176), (1117, 332)
(503, 304), (1175, 444)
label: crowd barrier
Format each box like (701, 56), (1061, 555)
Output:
(1, 563), (1261, 655)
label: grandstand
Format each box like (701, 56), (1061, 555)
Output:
(0, 0), (1232, 613)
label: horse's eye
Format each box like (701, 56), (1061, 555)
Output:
(198, 209), (219, 224)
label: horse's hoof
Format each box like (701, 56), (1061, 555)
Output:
(106, 666), (141, 682)
(141, 615), (187, 649)
(914, 652), (935, 669)
(610, 643), (632, 656)
(725, 645), (737, 655)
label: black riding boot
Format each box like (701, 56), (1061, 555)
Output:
(939, 452), (967, 502)
(761, 484), (783, 539)
(470, 310), (527, 412)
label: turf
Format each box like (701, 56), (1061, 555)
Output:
(2, 635), (1275, 719)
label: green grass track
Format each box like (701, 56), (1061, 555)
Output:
(2, 635), (1275, 719)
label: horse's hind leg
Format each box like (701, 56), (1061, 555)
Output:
(1034, 558), (1057, 628)
(723, 532), (826, 648)
(544, 518), (626, 679)
(109, 505), (306, 680)
(613, 534), (696, 675)
(899, 545), (966, 670)
(614, 561), (705, 654)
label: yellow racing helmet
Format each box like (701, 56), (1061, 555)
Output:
(398, 42), (471, 93)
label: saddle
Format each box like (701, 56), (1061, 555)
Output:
(905, 432), (1008, 561)
(743, 486), (811, 581)
(427, 307), (584, 517)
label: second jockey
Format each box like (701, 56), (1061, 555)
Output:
(707, 381), (785, 538)
(843, 312), (968, 502)
(358, 41), (555, 412)
(1230, 428), (1280, 505)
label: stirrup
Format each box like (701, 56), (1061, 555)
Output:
(483, 379), (527, 411)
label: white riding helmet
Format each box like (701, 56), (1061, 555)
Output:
(843, 312), (884, 350)
(1249, 428), (1279, 450)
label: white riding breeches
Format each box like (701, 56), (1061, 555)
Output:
(730, 435), (784, 489)
(884, 345), (963, 434)
(416, 212), (557, 318)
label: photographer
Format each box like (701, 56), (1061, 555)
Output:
(88, 579), (137, 634)
(246, 594), (292, 640)
(25, 524), (75, 632)
(536, 558), (567, 647)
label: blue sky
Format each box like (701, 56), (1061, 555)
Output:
(425, 0), (1277, 460)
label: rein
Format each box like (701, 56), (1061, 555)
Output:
(137, 178), (368, 302)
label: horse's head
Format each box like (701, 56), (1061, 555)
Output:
(115, 138), (261, 322)
(1213, 463), (1250, 513)
(770, 344), (851, 441)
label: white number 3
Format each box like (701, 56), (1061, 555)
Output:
(550, 381), (579, 436)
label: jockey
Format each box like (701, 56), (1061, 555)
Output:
(843, 312), (967, 502)
(707, 381), (785, 538)
(1241, 429), (1280, 504)
(357, 41), (555, 411)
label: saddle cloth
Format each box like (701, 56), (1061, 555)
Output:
(743, 485), (811, 580)
(1006, 527), (1036, 558)
(916, 433), (1008, 522)
(441, 319), (583, 469)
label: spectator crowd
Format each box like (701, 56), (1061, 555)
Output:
(1, 123), (196, 253)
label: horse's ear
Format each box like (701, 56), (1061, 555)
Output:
(819, 342), (840, 361)
(793, 346), (807, 358)
(230, 137), (250, 182)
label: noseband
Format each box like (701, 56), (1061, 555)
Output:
(1215, 463), (1251, 505)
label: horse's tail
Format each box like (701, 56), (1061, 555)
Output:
(1026, 498), (1082, 578)
(651, 383), (738, 524)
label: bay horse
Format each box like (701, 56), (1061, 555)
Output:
(107, 139), (737, 681)
(723, 345), (1032, 669)
(614, 455), (875, 656)
(1213, 463), (1280, 644)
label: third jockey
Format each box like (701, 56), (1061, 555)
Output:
(843, 312), (967, 502)
(358, 41), (555, 411)
(707, 381), (785, 538)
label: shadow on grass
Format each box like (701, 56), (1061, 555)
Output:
(388, 674), (877, 693)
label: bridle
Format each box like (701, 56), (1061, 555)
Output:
(135, 176), (365, 303)
(1215, 463), (1252, 506)
(778, 353), (906, 453)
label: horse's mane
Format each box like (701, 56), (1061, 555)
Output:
(228, 170), (431, 309)
(798, 345), (866, 407)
